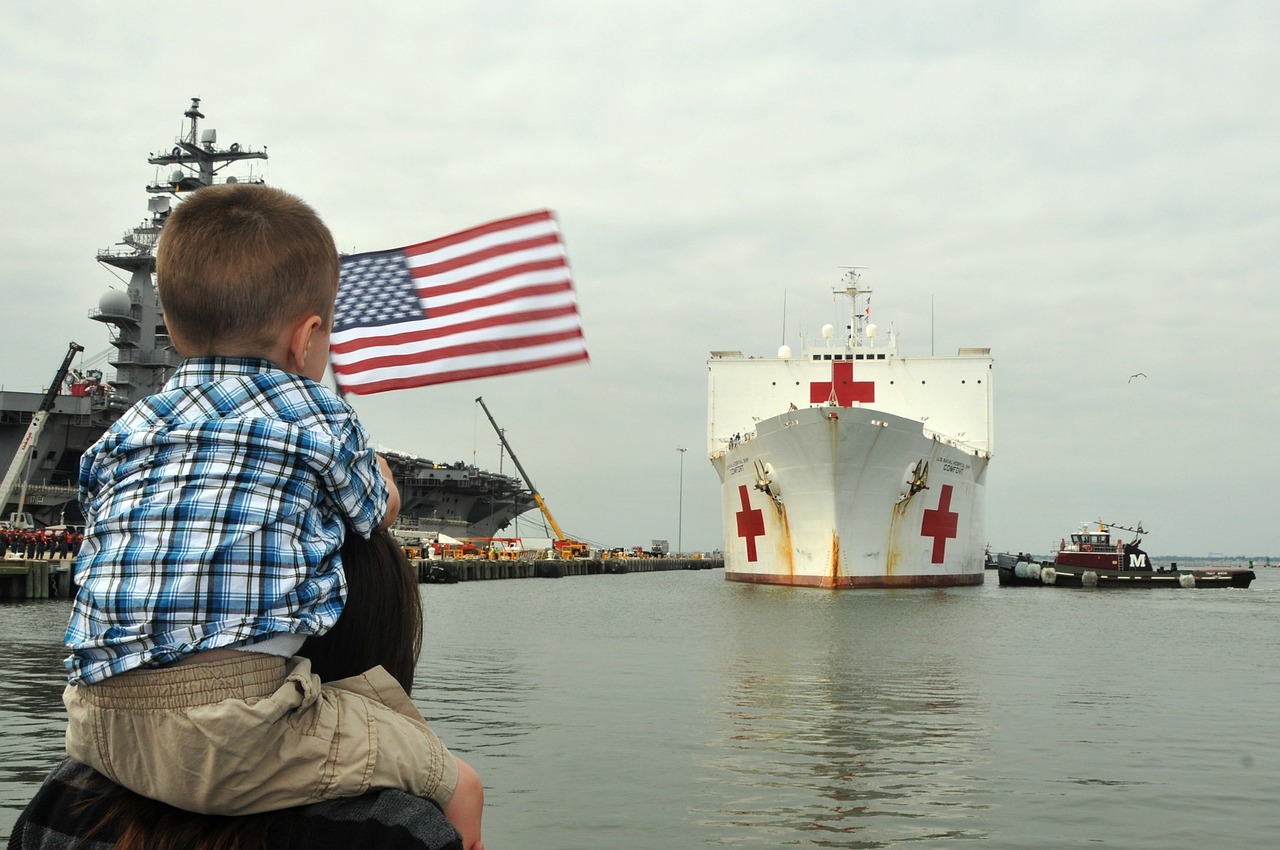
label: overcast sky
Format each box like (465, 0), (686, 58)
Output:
(2, 1), (1276, 557)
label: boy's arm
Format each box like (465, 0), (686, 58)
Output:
(376, 453), (401, 531)
(443, 757), (485, 850)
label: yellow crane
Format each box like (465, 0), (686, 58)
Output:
(475, 396), (589, 559)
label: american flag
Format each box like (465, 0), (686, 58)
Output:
(330, 209), (588, 395)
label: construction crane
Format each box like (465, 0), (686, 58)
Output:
(474, 396), (589, 559)
(1, 342), (85, 525)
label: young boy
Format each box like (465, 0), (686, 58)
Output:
(63, 183), (483, 848)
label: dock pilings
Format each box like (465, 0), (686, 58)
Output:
(0, 559), (73, 601)
(414, 557), (721, 583)
(1, 556), (724, 601)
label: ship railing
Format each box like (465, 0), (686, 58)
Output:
(88, 305), (143, 323)
(7, 482), (78, 506)
(921, 426), (991, 459)
(95, 244), (154, 262)
(107, 348), (180, 368)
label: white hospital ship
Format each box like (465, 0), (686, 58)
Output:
(707, 271), (993, 587)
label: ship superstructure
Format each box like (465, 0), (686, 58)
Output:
(1, 99), (535, 533)
(707, 271), (994, 587)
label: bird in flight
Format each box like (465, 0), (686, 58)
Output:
(1128, 372), (1147, 383)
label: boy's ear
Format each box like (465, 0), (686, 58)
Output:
(163, 315), (195, 358)
(286, 313), (326, 376)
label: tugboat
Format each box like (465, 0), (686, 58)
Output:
(997, 522), (1255, 588)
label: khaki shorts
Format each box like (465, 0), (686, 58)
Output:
(63, 654), (459, 816)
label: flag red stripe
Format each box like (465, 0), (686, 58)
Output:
(411, 257), (568, 296)
(401, 210), (556, 257)
(340, 351), (589, 395)
(330, 304), (581, 355)
(422, 280), (573, 320)
(334, 328), (586, 374)
(407, 233), (564, 278)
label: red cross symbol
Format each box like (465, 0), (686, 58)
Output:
(809, 361), (875, 406)
(735, 485), (765, 562)
(920, 484), (959, 564)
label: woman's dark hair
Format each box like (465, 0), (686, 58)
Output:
(302, 529), (423, 691)
(73, 530), (424, 850)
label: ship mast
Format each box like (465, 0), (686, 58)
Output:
(145, 97), (268, 192)
(832, 267), (872, 349)
(91, 98), (267, 416)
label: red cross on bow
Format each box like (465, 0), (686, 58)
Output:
(809, 361), (875, 407)
(920, 484), (959, 564)
(735, 485), (765, 562)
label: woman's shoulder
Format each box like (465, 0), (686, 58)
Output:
(11, 760), (461, 850)
(9, 760), (116, 850)
(284, 789), (463, 850)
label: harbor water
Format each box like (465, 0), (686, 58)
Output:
(3, 566), (1278, 848)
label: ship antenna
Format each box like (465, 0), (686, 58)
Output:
(184, 97), (204, 146)
(780, 288), (787, 347)
(835, 266), (869, 347)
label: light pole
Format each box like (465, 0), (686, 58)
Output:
(677, 447), (687, 554)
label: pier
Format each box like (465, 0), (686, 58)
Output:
(1, 556), (724, 601)
(0, 558), (69, 601)
(413, 556), (722, 583)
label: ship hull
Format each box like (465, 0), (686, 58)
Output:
(712, 406), (988, 588)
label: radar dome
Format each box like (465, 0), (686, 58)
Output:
(821, 323), (835, 339)
(99, 289), (132, 316)
(777, 344), (792, 359)
(866, 323), (878, 340)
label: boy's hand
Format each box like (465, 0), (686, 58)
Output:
(443, 757), (485, 850)
(375, 453), (401, 531)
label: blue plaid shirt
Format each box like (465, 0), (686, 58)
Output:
(64, 357), (389, 685)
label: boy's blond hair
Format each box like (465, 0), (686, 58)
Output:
(157, 183), (340, 356)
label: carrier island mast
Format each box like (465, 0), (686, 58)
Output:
(91, 97), (268, 417)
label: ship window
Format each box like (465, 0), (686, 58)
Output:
(877, 354), (886, 360)
(823, 354), (833, 360)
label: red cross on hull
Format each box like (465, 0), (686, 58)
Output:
(920, 484), (959, 564)
(809, 361), (875, 407)
(735, 485), (766, 562)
